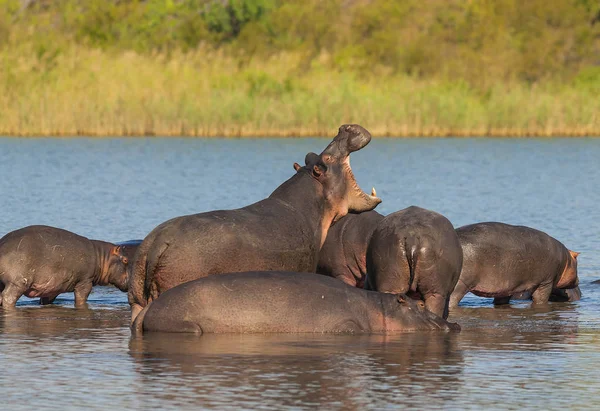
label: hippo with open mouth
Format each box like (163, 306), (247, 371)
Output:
(129, 124), (381, 324)
(131, 271), (460, 335)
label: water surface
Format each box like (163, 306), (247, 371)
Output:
(1, 137), (599, 410)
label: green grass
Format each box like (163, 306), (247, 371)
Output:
(1, 45), (599, 137)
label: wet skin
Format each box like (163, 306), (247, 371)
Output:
(131, 271), (460, 335)
(128, 125), (382, 324)
(317, 210), (384, 287)
(450, 222), (580, 307)
(365, 206), (463, 319)
(0, 225), (129, 308)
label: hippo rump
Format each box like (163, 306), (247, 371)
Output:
(450, 222), (579, 307)
(0, 225), (129, 308)
(365, 206), (463, 319)
(317, 210), (384, 287)
(128, 125), (382, 324)
(131, 271), (460, 335)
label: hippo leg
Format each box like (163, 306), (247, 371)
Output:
(493, 296), (511, 305)
(449, 280), (469, 308)
(74, 283), (93, 307)
(40, 296), (57, 305)
(424, 294), (448, 319)
(531, 284), (553, 304)
(1, 283), (26, 308)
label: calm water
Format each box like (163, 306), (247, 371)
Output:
(1, 137), (600, 410)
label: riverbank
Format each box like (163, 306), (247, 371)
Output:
(2, 47), (599, 138)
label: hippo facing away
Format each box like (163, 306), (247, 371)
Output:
(317, 210), (384, 287)
(365, 206), (463, 319)
(0, 225), (129, 308)
(450, 222), (579, 307)
(131, 271), (460, 335)
(129, 125), (382, 324)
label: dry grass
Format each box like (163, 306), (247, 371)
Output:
(1, 45), (599, 137)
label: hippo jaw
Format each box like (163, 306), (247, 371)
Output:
(342, 156), (381, 214)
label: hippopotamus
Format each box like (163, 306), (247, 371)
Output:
(364, 206), (463, 319)
(593, 279), (600, 285)
(450, 222), (580, 307)
(0, 225), (129, 308)
(131, 271), (460, 335)
(512, 286), (582, 302)
(316, 210), (384, 287)
(129, 124), (382, 323)
(116, 239), (143, 264)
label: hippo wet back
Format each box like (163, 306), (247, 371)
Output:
(128, 124), (382, 324)
(365, 206), (463, 319)
(450, 222), (579, 307)
(0, 225), (130, 307)
(317, 210), (384, 287)
(131, 271), (460, 335)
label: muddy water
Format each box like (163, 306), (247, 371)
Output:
(1, 137), (599, 410)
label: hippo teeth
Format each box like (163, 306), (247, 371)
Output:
(371, 187), (377, 197)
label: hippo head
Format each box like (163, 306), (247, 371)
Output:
(556, 250), (580, 289)
(106, 245), (130, 292)
(384, 294), (461, 332)
(293, 124), (382, 223)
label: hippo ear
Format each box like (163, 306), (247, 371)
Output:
(112, 246), (121, 256)
(397, 295), (408, 304)
(293, 162), (302, 171)
(570, 250), (580, 259)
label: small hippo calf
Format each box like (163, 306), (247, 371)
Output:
(131, 271), (460, 335)
(450, 222), (579, 307)
(0, 225), (130, 308)
(365, 206), (463, 319)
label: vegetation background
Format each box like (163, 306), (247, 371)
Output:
(1, 0), (599, 136)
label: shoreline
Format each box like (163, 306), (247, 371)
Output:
(1, 128), (599, 138)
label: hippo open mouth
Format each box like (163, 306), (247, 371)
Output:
(320, 124), (381, 214)
(343, 156), (380, 213)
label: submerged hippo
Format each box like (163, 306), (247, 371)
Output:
(131, 271), (460, 335)
(450, 222), (579, 307)
(317, 210), (384, 287)
(365, 206), (463, 319)
(0, 225), (129, 308)
(129, 125), (381, 323)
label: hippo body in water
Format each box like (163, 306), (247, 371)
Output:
(0, 225), (129, 307)
(129, 125), (382, 323)
(317, 210), (384, 287)
(131, 271), (460, 335)
(365, 206), (463, 319)
(450, 222), (579, 307)
(512, 287), (582, 302)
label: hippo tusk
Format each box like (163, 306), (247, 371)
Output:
(371, 187), (377, 197)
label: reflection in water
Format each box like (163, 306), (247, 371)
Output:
(128, 332), (464, 409)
